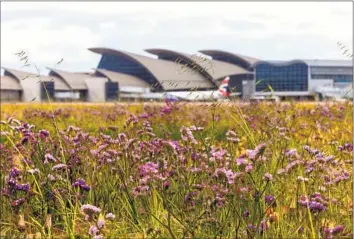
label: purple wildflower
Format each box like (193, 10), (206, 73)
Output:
(11, 198), (25, 207)
(303, 145), (320, 155)
(298, 195), (309, 206)
(226, 130), (240, 142)
(72, 178), (91, 191)
(105, 213), (115, 220)
(93, 235), (103, 239)
(88, 225), (99, 236)
(192, 183), (206, 190)
(246, 143), (266, 160)
(332, 225), (344, 234)
(14, 183), (30, 192)
(20, 137), (29, 145)
(285, 148), (298, 158)
(332, 171), (350, 184)
(236, 157), (247, 166)
(308, 201), (326, 213)
(97, 218), (105, 229)
(52, 164), (67, 171)
(343, 143), (353, 151)
(10, 167), (21, 178)
(324, 156), (335, 162)
(245, 149), (257, 160)
(214, 168), (236, 184)
(48, 174), (55, 181)
(139, 162), (159, 177)
(305, 166), (314, 174)
(189, 125), (204, 131)
(7, 177), (16, 187)
(247, 224), (257, 232)
(163, 181), (170, 190)
(210, 148), (227, 161)
(285, 160), (301, 172)
(226, 130), (237, 137)
(214, 196), (225, 208)
(180, 126), (198, 144)
(188, 167), (202, 173)
(73, 178), (87, 187)
(243, 211), (250, 217)
(322, 227), (333, 239)
(184, 191), (198, 205)
(80, 185), (91, 191)
(44, 153), (57, 164)
(161, 105), (172, 114)
(259, 220), (269, 233)
(263, 173), (273, 181)
(227, 137), (240, 143)
(298, 194), (327, 213)
(81, 204), (101, 216)
(245, 164), (253, 173)
(39, 129), (50, 139)
(132, 185), (150, 197)
(265, 195), (276, 206)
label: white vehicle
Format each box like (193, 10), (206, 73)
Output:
(249, 95), (280, 102)
(314, 86), (353, 101)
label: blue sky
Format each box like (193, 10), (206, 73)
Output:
(1, 2), (352, 74)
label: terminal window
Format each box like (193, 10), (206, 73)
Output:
(255, 63), (308, 92)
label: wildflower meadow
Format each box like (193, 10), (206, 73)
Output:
(0, 101), (352, 239)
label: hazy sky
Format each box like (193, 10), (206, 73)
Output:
(1, 2), (353, 74)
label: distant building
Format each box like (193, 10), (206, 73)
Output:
(252, 59), (352, 100)
(2, 67), (69, 102)
(0, 75), (22, 102)
(93, 68), (151, 100)
(89, 48), (217, 92)
(199, 51), (353, 100)
(198, 50), (258, 98)
(0, 48), (352, 102)
(145, 48), (252, 92)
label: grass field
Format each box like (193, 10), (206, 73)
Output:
(0, 101), (352, 239)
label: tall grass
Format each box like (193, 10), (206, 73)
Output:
(0, 101), (352, 238)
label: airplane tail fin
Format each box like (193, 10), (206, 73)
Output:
(218, 76), (231, 97)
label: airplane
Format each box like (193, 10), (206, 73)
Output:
(119, 76), (240, 101)
(166, 76), (233, 101)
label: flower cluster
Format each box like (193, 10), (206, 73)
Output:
(0, 102), (351, 238)
(298, 193), (328, 213)
(72, 178), (91, 191)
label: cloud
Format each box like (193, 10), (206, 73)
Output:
(222, 19), (267, 31)
(1, 2), (352, 74)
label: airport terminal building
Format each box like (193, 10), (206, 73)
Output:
(252, 59), (352, 99)
(1, 48), (352, 102)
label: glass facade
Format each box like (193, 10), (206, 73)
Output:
(105, 81), (119, 101)
(255, 63), (308, 92)
(311, 74), (352, 83)
(98, 54), (160, 88)
(40, 81), (55, 101)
